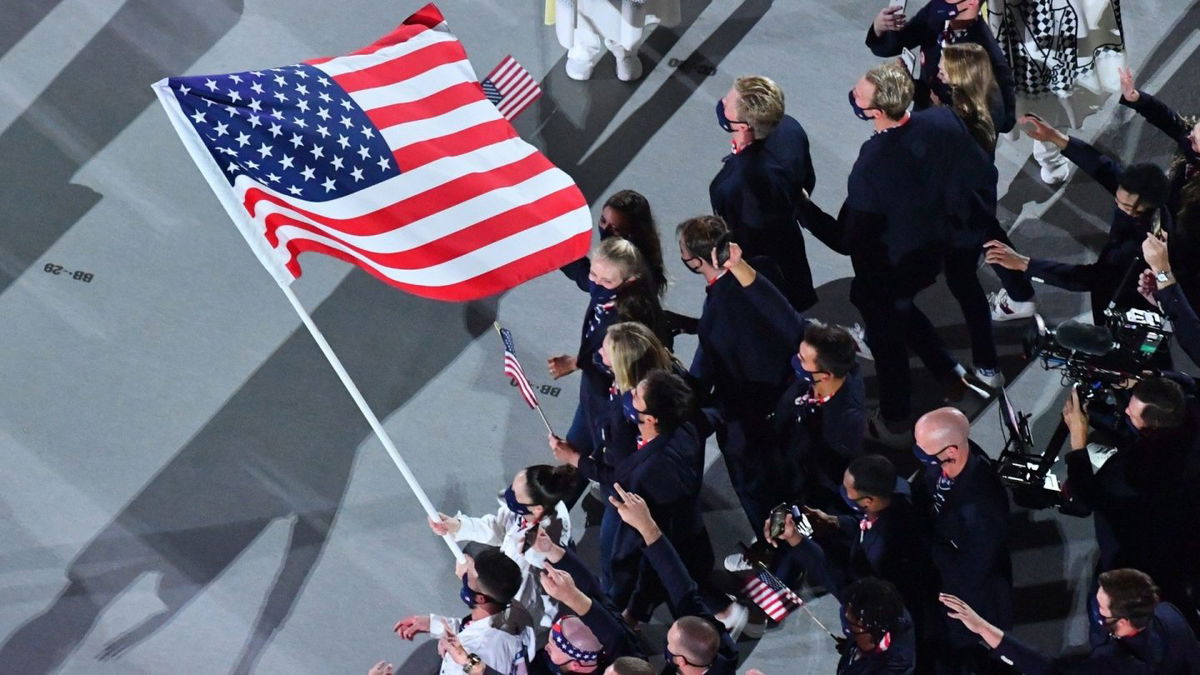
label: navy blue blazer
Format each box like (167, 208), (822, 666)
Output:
(690, 265), (803, 419)
(1025, 137), (1171, 322)
(913, 441), (1012, 647)
(710, 114), (818, 310)
(605, 422), (713, 612)
(797, 107), (991, 301)
(994, 601), (1200, 674)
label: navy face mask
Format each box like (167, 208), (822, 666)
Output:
(790, 354), (814, 382)
(622, 390), (639, 423)
(593, 351), (614, 377)
(460, 574), (479, 608)
(716, 98), (736, 132)
(932, 0), (968, 20)
(504, 485), (533, 516)
(849, 89), (874, 121)
(912, 444), (947, 468)
(840, 484), (867, 515)
(588, 279), (619, 304)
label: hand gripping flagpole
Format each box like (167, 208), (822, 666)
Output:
(280, 285), (466, 563)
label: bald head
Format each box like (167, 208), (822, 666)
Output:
(915, 407), (969, 448)
(914, 407), (972, 478)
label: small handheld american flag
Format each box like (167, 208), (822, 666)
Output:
(494, 322), (554, 435)
(499, 324), (538, 409)
(482, 55), (541, 121)
(741, 565), (803, 622)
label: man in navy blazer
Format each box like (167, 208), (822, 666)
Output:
(710, 75), (817, 312)
(912, 407), (1013, 673)
(941, 568), (1200, 674)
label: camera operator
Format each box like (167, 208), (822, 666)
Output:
(912, 407), (1013, 673)
(1062, 378), (1200, 635)
(940, 569), (1200, 673)
(984, 116), (1171, 325)
(1139, 233), (1200, 365)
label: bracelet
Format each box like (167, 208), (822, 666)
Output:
(463, 653), (481, 673)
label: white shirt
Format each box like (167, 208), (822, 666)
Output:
(430, 611), (533, 675)
(453, 499), (572, 628)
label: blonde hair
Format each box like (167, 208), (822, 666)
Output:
(592, 237), (646, 284)
(606, 322), (674, 392)
(864, 61), (914, 121)
(941, 43), (998, 152)
(734, 75), (785, 139)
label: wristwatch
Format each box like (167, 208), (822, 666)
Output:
(463, 654), (481, 674)
(1155, 269), (1173, 283)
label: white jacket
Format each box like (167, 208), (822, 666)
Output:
(453, 498), (572, 628)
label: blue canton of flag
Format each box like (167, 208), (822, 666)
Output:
(169, 64), (400, 202)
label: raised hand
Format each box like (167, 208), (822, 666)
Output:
(1118, 66), (1139, 102)
(873, 5), (906, 34)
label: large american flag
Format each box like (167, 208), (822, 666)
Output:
(499, 325), (539, 409)
(741, 566), (803, 621)
(153, 4), (590, 301)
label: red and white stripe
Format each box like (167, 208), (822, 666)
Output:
(504, 353), (538, 409)
(743, 575), (802, 621)
(487, 55), (541, 120)
(211, 5), (588, 301)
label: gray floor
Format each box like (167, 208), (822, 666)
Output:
(1, 0), (1198, 673)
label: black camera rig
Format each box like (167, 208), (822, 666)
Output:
(995, 304), (1171, 509)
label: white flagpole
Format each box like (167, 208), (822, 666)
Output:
(279, 284), (466, 563)
(152, 80), (464, 563)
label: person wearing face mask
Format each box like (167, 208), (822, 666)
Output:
(836, 578), (918, 675)
(1061, 378), (1200, 636)
(561, 190), (669, 302)
(984, 114), (1171, 325)
(796, 61), (993, 447)
(709, 75), (818, 312)
(676, 218), (807, 531)
(553, 370), (713, 626)
(763, 457), (932, 643)
(393, 550), (534, 675)
(548, 237), (667, 479)
(551, 321), (681, 591)
(1119, 68), (1200, 306)
(428, 465), (576, 628)
(867, 0), (1016, 134)
(911, 407), (1013, 674)
(940, 568), (1200, 673)
(609, 483), (739, 675)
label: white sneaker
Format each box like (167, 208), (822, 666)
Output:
(615, 54), (643, 81)
(717, 602), (749, 640)
(972, 367), (1004, 389)
(989, 289), (1036, 322)
(1040, 163), (1069, 185)
(843, 322), (874, 361)
(724, 552), (753, 573)
(565, 56), (595, 81)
